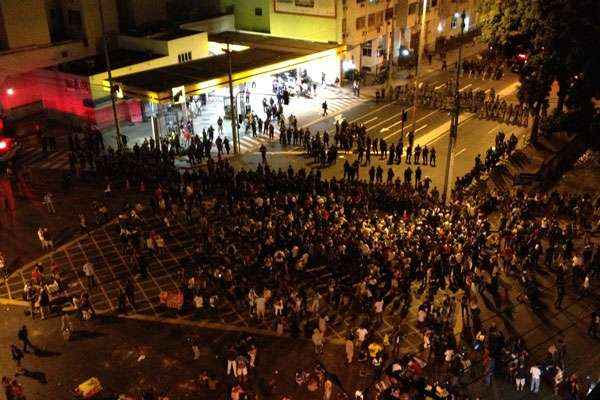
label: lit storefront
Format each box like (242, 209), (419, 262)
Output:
(115, 31), (345, 145)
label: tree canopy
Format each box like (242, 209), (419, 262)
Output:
(478, 0), (600, 138)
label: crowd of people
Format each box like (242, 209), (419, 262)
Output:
(13, 132), (599, 399)
(392, 83), (530, 128)
(454, 130), (519, 192)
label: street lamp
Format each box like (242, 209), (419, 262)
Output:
(410, 0), (429, 134)
(98, 0), (124, 150)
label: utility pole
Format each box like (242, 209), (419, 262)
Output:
(410, 0), (428, 135)
(442, 10), (466, 204)
(98, 0), (124, 150)
(224, 43), (239, 154)
(384, 2), (396, 101)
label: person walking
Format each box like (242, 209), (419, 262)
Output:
(322, 101), (328, 116)
(43, 193), (56, 214)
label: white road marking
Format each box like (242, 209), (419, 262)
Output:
(454, 148), (467, 157)
(347, 102), (396, 124)
(383, 123), (427, 140)
(414, 113), (475, 146)
(367, 111), (406, 131)
(435, 83), (446, 90)
(459, 84), (473, 92)
(363, 117), (378, 124)
(498, 82), (520, 98)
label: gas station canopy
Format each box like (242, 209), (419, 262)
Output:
(116, 31), (345, 104)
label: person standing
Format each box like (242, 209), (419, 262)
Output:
(17, 326), (32, 353)
(82, 262), (96, 290)
(312, 328), (324, 355)
(530, 364), (542, 393)
(345, 334), (354, 364)
(515, 364), (527, 391)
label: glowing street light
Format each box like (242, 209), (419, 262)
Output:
(6, 88), (14, 96)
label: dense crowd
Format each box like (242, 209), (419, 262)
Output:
(12, 133), (599, 399)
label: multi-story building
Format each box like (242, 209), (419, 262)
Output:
(221, 0), (481, 75)
(221, 0), (409, 73)
(405, 0), (481, 53)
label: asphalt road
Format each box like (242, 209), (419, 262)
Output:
(232, 70), (526, 192)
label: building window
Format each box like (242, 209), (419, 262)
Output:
(342, 18), (347, 33)
(375, 11), (384, 26)
(255, 7), (262, 16)
(67, 10), (82, 28)
(178, 51), (192, 63)
(368, 13), (376, 27)
(362, 40), (372, 57)
(385, 8), (394, 20)
(356, 16), (366, 30)
(357, 0), (366, 4)
(408, 2), (417, 15)
(430, 0), (438, 7)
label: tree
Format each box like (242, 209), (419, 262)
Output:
(479, 0), (600, 140)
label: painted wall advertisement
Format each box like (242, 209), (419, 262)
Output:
(274, 0), (336, 17)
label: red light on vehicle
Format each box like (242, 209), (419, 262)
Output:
(0, 138), (11, 153)
(517, 53), (527, 61)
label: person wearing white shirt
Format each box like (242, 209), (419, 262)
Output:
(530, 364), (541, 393)
(82, 262), (95, 289)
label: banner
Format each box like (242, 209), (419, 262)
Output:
(274, 0), (336, 18)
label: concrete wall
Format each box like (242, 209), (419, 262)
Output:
(180, 14), (235, 34)
(0, 0), (51, 49)
(222, 0), (271, 33)
(165, 32), (209, 60)
(117, 35), (169, 55)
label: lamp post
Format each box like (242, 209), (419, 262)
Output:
(98, 0), (124, 150)
(223, 43), (239, 155)
(441, 10), (466, 204)
(384, 1), (397, 101)
(410, 0), (428, 135)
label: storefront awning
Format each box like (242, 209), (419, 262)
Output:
(116, 33), (345, 103)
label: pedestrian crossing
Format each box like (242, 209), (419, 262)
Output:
(16, 147), (71, 170)
(298, 87), (365, 117)
(238, 132), (280, 153)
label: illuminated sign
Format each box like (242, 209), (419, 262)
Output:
(274, 0), (336, 18)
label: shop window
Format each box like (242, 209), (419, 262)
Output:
(408, 2), (417, 15)
(255, 7), (262, 16)
(362, 41), (372, 57)
(356, 16), (366, 30)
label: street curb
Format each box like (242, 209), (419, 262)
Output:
(0, 298), (29, 306)
(121, 313), (346, 346)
